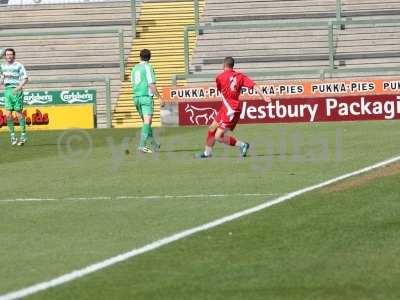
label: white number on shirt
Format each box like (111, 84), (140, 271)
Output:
(134, 71), (141, 85)
(229, 75), (237, 91)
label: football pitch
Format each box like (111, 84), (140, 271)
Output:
(1, 121), (400, 299)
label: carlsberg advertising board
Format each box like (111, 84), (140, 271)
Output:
(0, 89), (96, 106)
(0, 89), (96, 130)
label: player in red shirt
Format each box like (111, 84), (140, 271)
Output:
(196, 57), (270, 158)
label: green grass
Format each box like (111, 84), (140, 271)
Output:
(31, 172), (400, 300)
(0, 120), (399, 299)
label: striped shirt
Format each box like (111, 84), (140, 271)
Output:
(0, 61), (28, 87)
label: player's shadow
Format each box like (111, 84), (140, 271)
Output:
(28, 143), (60, 147)
(251, 152), (288, 157)
(159, 148), (199, 153)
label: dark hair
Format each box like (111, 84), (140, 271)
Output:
(140, 49), (151, 61)
(224, 56), (234, 68)
(4, 48), (15, 56)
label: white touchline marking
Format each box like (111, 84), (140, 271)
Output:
(0, 194), (277, 203)
(0, 198), (57, 203)
(1, 155), (400, 300)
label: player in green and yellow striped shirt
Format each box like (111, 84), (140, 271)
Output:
(0, 48), (29, 146)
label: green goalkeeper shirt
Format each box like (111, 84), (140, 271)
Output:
(131, 61), (156, 97)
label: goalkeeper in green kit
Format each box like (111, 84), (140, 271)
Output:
(0, 48), (29, 146)
(131, 49), (161, 153)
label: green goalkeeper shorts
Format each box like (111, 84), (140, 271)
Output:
(4, 86), (24, 112)
(134, 96), (153, 118)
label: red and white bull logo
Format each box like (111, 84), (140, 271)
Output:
(183, 104), (217, 125)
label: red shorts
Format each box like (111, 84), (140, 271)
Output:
(215, 106), (240, 131)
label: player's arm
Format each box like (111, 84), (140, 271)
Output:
(0, 66), (3, 88)
(130, 68), (135, 87)
(14, 64), (28, 92)
(254, 84), (271, 102)
(242, 74), (271, 102)
(14, 77), (28, 92)
(150, 83), (164, 108)
(216, 77), (222, 92)
(150, 83), (161, 99)
(215, 76), (223, 104)
(147, 65), (161, 99)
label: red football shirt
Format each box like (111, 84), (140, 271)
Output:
(216, 68), (255, 112)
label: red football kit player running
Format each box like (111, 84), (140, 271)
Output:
(196, 56), (270, 158)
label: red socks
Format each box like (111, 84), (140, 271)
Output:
(206, 129), (216, 147)
(205, 129), (237, 147)
(220, 135), (237, 146)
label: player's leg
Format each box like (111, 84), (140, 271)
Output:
(138, 114), (152, 152)
(4, 87), (17, 145)
(216, 112), (250, 157)
(147, 127), (160, 152)
(218, 129), (237, 146)
(204, 120), (218, 155)
(14, 90), (27, 146)
(137, 96), (154, 153)
(134, 97), (150, 153)
(15, 111), (27, 145)
(218, 130), (250, 157)
(195, 120), (218, 158)
(134, 96), (143, 121)
(5, 110), (17, 145)
(146, 96), (160, 152)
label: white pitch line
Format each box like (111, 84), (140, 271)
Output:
(115, 193), (276, 200)
(1, 154), (400, 300)
(0, 198), (57, 203)
(0, 193), (277, 203)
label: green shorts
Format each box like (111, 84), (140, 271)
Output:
(134, 96), (153, 118)
(4, 86), (24, 112)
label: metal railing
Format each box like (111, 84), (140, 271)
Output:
(183, 20), (333, 76)
(194, 0), (200, 34)
(328, 18), (400, 69)
(172, 69), (324, 85)
(179, 17), (400, 83)
(0, 28), (125, 81)
(192, 0), (342, 36)
(172, 66), (400, 86)
(336, 0), (342, 27)
(131, 0), (137, 39)
(29, 77), (112, 128)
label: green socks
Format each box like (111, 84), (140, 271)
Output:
(19, 117), (26, 133)
(7, 115), (28, 142)
(7, 118), (15, 135)
(139, 123), (151, 148)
